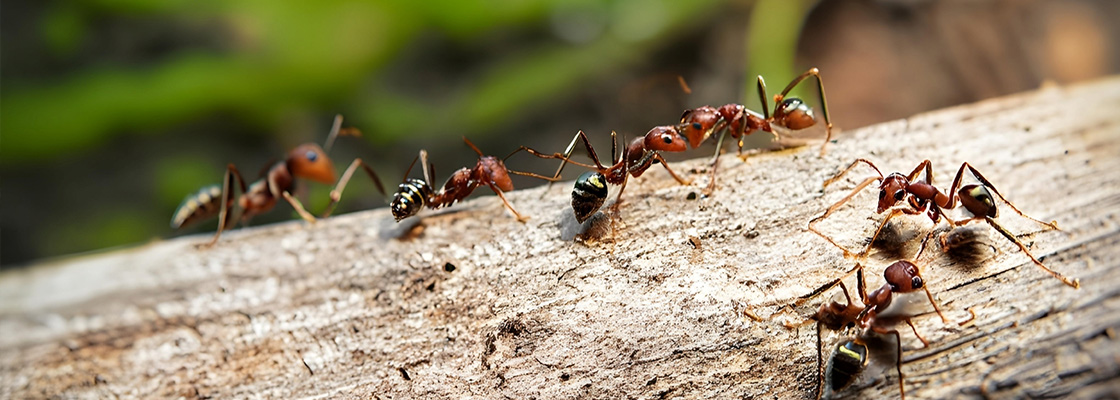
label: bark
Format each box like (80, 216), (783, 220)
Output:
(2, 77), (1120, 399)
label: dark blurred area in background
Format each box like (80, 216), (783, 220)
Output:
(2, 0), (1117, 267)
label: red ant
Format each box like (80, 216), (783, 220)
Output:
(518, 129), (692, 222)
(390, 137), (558, 222)
(171, 115), (385, 246)
(808, 159), (1078, 289)
(653, 68), (832, 195)
(788, 261), (974, 400)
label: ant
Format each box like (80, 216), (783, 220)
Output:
(654, 68), (832, 195)
(788, 261), (973, 400)
(390, 137), (558, 222)
(519, 129), (692, 223)
(807, 159), (1079, 289)
(171, 115), (385, 246)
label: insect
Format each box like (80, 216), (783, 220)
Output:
(649, 68), (832, 195)
(171, 115), (384, 246)
(519, 129), (691, 222)
(390, 137), (557, 222)
(790, 261), (971, 400)
(807, 159), (1078, 289)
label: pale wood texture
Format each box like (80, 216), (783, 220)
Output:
(3, 77), (1120, 399)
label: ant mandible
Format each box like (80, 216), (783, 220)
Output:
(807, 159), (1079, 289)
(171, 115), (385, 246)
(789, 261), (973, 400)
(390, 137), (558, 222)
(652, 68), (832, 195)
(519, 129), (691, 223)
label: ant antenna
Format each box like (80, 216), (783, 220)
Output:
(462, 136), (485, 157)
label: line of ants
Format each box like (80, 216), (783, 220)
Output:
(170, 68), (1077, 399)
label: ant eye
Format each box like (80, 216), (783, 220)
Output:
(662, 134), (674, 144)
(879, 190), (887, 200)
(305, 150), (318, 162)
(692, 122), (702, 130)
(893, 190), (905, 201)
(911, 276), (923, 289)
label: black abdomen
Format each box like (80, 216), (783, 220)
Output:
(392, 178), (433, 221)
(572, 171), (608, 223)
(827, 340), (868, 392)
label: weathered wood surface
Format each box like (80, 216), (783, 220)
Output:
(2, 77), (1120, 399)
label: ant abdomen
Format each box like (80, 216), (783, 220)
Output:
(572, 171), (608, 223)
(171, 184), (227, 229)
(958, 184), (998, 218)
(827, 340), (869, 393)
(775, 97), (816, 130)
(392, 178), (433, 221)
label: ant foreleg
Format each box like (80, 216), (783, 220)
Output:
(823, 159), (884, 189)
(650, 153), (691, 185)
(321, 158), (386, 218)
(281, 192), (318, 224)
(488, 183), (528, 222)
(809, 176), (881, 258)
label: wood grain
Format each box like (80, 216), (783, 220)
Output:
(2, 77), (1119, 399)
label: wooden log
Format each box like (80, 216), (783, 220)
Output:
(2, 77), (1119, 399)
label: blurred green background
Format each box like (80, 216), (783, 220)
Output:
(2, 0), (1117, 266)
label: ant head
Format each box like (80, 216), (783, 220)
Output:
(877, 173), (910, 213)
(958, 184), (998, 218)
(287, 144), (336, 184)
(643, 126), (688, 152)
(774, 97), (816, 130)
(884, 260), (923, 293)
(679, 106), (721, 148)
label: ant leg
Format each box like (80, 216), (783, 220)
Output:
(808, 176), (882, 258)
(507, 169), (564, 182)
(205, 164), (248, 248)
(870, 327), (907, 400)
(905, 160), (934, 183)
(757, 75), (770, 120)
(322, 114), (344, 152)
(321, 158), (386, 218)
(702, 129), (730, 197)
(419, 150), (434, 186)
(650, 153), (692, 185)
(815, 322), (825, 400)
(488, 183), (528, 222)
(853, 208), (908, 259)
(958, 163), (1059, 230)
(776, 68), (833, 156)
(958, 307), (977, 326)
(904, 319), (930, 347)
(984, 216), (1079, 288)
(823, 159), (884, 189)
(916, 272), (951, 325)
(281, 192), (318, 223)
(549, 130), (609, 186)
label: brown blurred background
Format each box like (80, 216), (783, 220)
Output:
(2, 0), (1117, 266)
